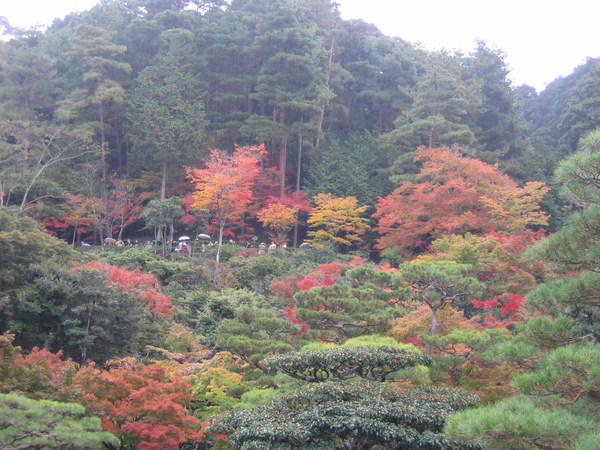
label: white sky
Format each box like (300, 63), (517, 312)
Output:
(337, 0), (600, 91)
(2, 0), (600, 91)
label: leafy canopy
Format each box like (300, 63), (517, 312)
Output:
(375, 146), (548, 256)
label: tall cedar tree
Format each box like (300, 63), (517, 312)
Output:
(127, 29), (207, 201)
(57, 25), (131, 194)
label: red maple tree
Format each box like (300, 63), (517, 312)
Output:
(83, 262), (174, 318)
(75, 360), (200, 449)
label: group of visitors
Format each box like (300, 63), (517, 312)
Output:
(99, 235), (311, 253)
(102, 237), (139, 247)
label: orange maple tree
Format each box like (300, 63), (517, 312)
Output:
(375, 146), (549, 256)
(257, 202), (298, 244)
(187, 144), (266, 264)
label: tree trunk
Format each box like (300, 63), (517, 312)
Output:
(214, 221), (226, 284)
(81, 300), (94, 362)
(428, 127), (434, 149)
(160, 158), (168, 201)
(216, 221), (225, 266)
(429, 307), (439, 336)
(315, 34), (335, 149)
(98, 99), (107, 198)
(22, 117), (30, 165)
(293, 133), (303, 247)
(115, 116), (123, 175)
(71, 222), (79, 246)
(169, 220), (174, 245)
(279, 110), (287, 198)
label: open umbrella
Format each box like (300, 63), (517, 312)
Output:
(178, 236), (191, 241)
(197, 233), (211, 240)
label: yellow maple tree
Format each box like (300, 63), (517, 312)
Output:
(306, 193), (370, 249)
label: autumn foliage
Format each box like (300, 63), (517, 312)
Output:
(82, 261), (174, 318)
(307, 193), (370, 249)
(187, 144), (266, 234)
(375, 147), (549, 255)
(257, 202), (298, 243)
(75, 360), (199, 449)
(0, 334), (79, 402)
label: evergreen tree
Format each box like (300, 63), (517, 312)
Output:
(237, 0), (335, 196)
(464, 41), (528, 174)
(8, 262), (149, 363)
(306, 131), (392, 205)
(527, 129), (600, 339)
(0, 394), (119, 449)
(57, 24), (132, 193)
(127, 28), (207, 200)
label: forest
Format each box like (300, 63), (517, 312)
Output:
(2, 0), (600, 448)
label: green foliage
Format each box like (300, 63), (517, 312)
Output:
(513, 342), (600, 403)
(190, 364), (247, 420)
(398, 261), (485, 335)
(382, 51), (479, 160)
(421, 327), (511, 389)
(464, 41), (528, 172)
(234, 387), (280, 410)
(556, 62), (600, 157)
(216, 306), (299, 368)
(207, 382), (480, 449)
(445, 395), (597, 450)
(8, 261), (149, 363)
(345, 265), (402, 290)
(306, 131), (392, 206)
(518, 315), (586, 350)
(0, 209), (73, 297)
(141, 196), (184, 251)
(527, 129), (600, 338)
(185, 288), (270, 345)
(342, 334), (416, 349)
(294, 283), (403, 343)
(556, 128), (600, 206)
(448, 339), (600, 448)
(400, 261), (484, 300)
(423, 328), (510, 355)
(300, 336), (431, 385)
(127, 28), (207, 196)
(99, 247), (207, 291)
(0, 393), (119, 449)
(261, 346), (432, 382)
(229, 254), (298, 295)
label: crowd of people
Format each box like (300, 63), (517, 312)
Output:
(96, 235), (312, 254)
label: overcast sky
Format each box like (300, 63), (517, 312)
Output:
(3, 0), (599, 91)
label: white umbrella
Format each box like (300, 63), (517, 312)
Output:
(197, 233), (211, 240)
(178, 236), (191, 241)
